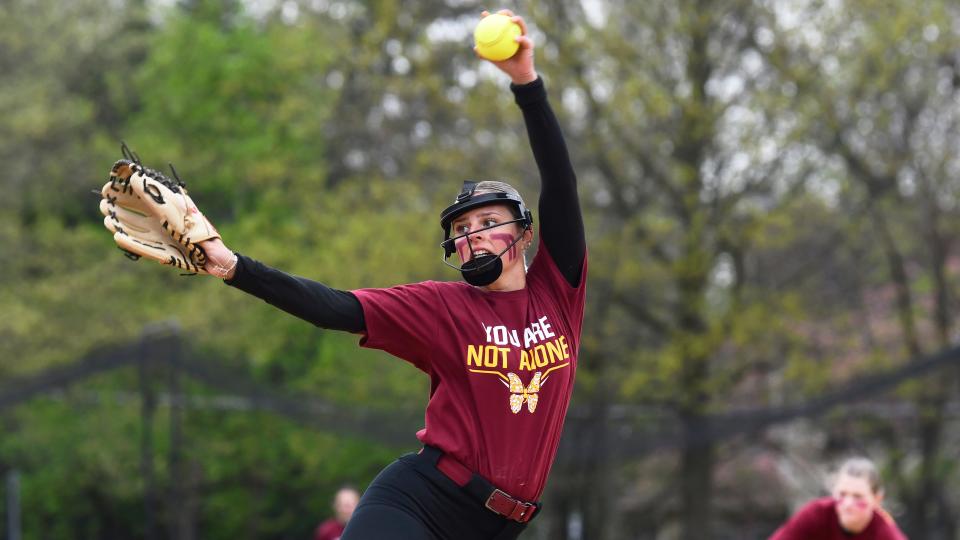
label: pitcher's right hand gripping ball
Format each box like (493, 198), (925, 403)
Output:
(99, 145), (219, 274)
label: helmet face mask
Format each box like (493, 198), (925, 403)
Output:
(439, 180), (533, 286)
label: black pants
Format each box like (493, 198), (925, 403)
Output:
(341, 450), (531, 540)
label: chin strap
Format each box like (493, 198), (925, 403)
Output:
(456, 229), (528, 287)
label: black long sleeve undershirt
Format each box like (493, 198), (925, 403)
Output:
(227, 254), (365, 333)
(511, 78), (585, 287)
(226, 77), (584, 331)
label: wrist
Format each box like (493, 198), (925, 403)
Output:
(511, 71), (538, 85)
(208, 252), (238, 280)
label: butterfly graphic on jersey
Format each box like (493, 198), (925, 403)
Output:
(468, 361), (570, 414)
(506, 372), (541, 414)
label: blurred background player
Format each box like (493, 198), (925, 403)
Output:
(313, 486), (360, 540)
(769, 457), (907, 540)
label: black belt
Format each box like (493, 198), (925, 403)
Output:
(417, 446), (539, 524)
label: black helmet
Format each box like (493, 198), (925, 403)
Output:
(440, 180), (533, 258)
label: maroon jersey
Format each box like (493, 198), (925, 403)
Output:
(313, 518), (345, 540)
(353, 240), (586, 501)
(770, 497), (908, 540)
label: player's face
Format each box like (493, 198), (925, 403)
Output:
(333, 489), (359, 523)
(832, 474), (881, 533)
(450, 203), (530, 270)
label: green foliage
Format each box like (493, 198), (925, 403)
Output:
(0, 0), (151, 224)
(1, 387), (145, 536)
(126, 7), (340, 218)
(0, 1), (424, 537)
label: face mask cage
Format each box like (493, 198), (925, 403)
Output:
(439, 180), (533, 260)
(439, 216), (531, 271)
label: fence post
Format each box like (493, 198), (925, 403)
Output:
(6, 468), (21, 540)
(167, 324), (193, 540)
(139, 321), (180, 540)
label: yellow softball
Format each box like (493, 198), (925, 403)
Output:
(474, 13), (522, 62)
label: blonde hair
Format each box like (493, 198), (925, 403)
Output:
(836, 457), (882, 493)
(473, 181), (526, 218)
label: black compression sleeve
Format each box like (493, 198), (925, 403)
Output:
(225, 253), (365, 333)
(511, 78), (586, 287)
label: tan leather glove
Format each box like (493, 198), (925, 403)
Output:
(99, 147), (220, 274)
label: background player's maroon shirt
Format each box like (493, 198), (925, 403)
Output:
(353, 240), (586, 502)
(313, 518), (344, 540)
(770, 497), (908, 540)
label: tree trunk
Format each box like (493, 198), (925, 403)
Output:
(903, 395), (946, 540)
(680, 414), (715, 540)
